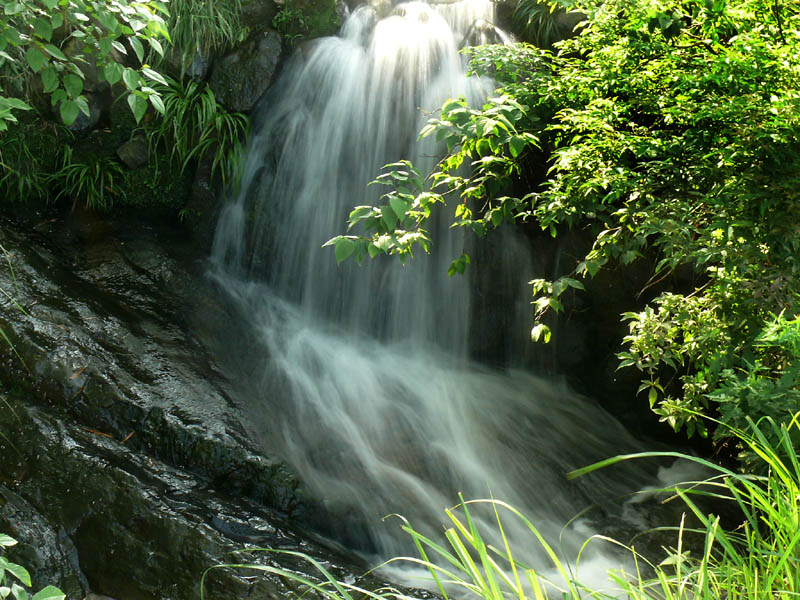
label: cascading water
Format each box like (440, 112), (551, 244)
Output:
(211, 0), (667, 585)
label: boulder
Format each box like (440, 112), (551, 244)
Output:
(116, 134), (149, 170)
(209, 30), (283, 113)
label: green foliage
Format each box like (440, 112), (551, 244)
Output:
(511, 0), (576, 48)
(571, 414), (800, 598)
(144, 74), (249, 187)
(0, 534), (65, 600)
(0, 119), (63, 203)
(331, 0), (800, 441)
(163, 0), (244, 67)
(0, 0), (169, 128)
(48, 146), (124, 211)
(327, 93), (540, 275)
(272, 0), (341, 45)
(224, 415), (800, 599)
(324, 160), (443, 265)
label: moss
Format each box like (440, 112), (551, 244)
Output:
(273, 0), (341, 43)
(116, 157), (193, 216)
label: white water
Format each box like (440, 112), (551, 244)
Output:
(211, 0), (663, 583)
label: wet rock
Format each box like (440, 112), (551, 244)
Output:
(0, 215), (379, 598)
(209, 30), (282, 112)
(116, 135), (149, 169)
(186, 49), (212, 81)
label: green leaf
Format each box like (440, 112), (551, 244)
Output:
(141, 67), (167, 86)
(122, 68), (140, 91)
(2, 97), (32, 110)
(389, 196), (408, 221)
(98, 37), (112, 57)
(127, 92), (147, 123)
(26, 47), (47, 73)
(3, 27), (22, 45)
(31, 586), (65, 600)
(508, 134), (526, 158)
(33, 18), (53, 41)
(381, 205), (398, 231)
(11, 583), (28, 600)
(129, 36), (144, 63)
(59, 99), (80, 125)
(43, 44), (66, 61)
(334, 237), (355, 264)
(63, 74), (82, 98)
(103, 62), (123, 85)
(41, 66), (59, 92)
(148, 37), (164, 57)
(42, 0), (58, 9)
(0, 535), (16, 548)
(2, 561), (30, 587)
(148, 93), (164, 114)
(648, 386), (658, 408)
(4, 3), (24, 15)
(74, 95), (90, 117)
(49, 88), (66, 106)
(531, 323), (551, 343)
(49, 12), (63, 28)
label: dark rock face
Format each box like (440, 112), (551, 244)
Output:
(0, 215), (370, 599)
(209, 31), (283, 113)
(241, 0), (279, 32)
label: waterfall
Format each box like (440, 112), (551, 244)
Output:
(210, 0), (661, 584)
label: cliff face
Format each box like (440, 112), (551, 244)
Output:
(0, 214), (368, 599)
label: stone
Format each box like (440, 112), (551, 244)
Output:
(209, 30), (283, 113)
(116, 134), (149, 170)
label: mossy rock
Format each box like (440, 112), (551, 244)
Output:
(273, 0), (341, 42)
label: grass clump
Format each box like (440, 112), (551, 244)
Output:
(144, 75), (249, 188)
(211, 413), (800, 599)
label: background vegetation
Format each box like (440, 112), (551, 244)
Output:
(0, 0), (250, 217)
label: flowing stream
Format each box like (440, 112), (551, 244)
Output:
(210, 0), (667, 587)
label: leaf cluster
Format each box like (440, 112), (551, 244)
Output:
(0, 0), (170, 128)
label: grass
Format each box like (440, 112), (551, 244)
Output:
(206, 412), (800, 599)
(163, 0), (245, 67)
(144, 75), (248, 188)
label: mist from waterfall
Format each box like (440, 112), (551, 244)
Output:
(210, 0), (662, 583)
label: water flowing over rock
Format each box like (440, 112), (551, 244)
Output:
(211, 0), (666, 580)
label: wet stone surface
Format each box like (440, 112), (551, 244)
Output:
(0, 214), (371, 599)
